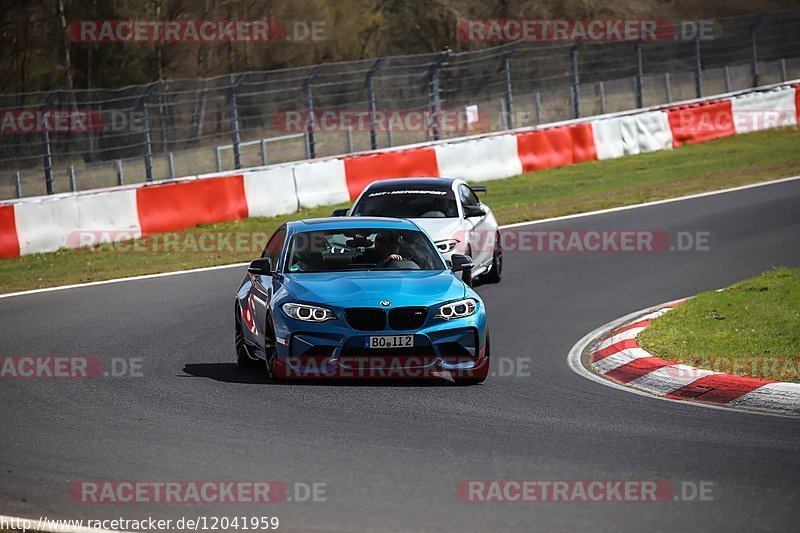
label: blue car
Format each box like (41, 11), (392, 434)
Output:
(234, 217), (490, 383)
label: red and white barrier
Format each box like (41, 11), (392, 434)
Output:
(243, 166), (299, 218)
(14, 190), (141, 255)
(0, 204), (19, 258)
(666, 100), (736, 146)
(434, 134), (522, 182)
(593, 111), (673, 160)
(731, 86), (797, 134)
(292, 159), (349, 208)
(795, 84), (800, 122)
(343, 147), (439, 200)
(515, 123), (597, 172)
(1, 81), (797, 258)
(135, 175), (248, 235)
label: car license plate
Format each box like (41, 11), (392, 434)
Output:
(364, 335), (414, 349)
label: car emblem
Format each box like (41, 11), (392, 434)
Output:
(380, 300), (391, 307)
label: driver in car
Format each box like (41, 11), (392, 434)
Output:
(361, 233), (404, 267)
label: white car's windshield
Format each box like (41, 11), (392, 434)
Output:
(286, 228), (446, 273)
(351, 189), (458, 218)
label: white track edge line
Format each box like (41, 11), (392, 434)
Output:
(500, 174), (800, 229)
(2, 174), (799, 300)
(0, 262), (249, 300)
(567, 298), (799, 419)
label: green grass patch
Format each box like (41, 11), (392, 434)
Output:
(1, 128), (799, 294)
(638, 267), (800, 382)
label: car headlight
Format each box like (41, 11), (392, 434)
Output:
(435, 298), (478, 320)
(282, 303), (336, 322)
(435, 239), (460, 253)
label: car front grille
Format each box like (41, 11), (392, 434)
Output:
(344, 308), (386, 331)
(388, 307), (428, 330)
(345, 307), (429, 331)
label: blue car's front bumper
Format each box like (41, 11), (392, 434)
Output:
(271, 302), (488, 379)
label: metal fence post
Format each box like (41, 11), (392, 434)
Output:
(780, 59), (788, 82)
(427, 51), (450, 141)
(346, 127), (354, 153)
(366, 58), (384, 150)
(502, 43), (518, 129)
(115, 160), (124, 186)
(570, 44), (580, 118)
(634, 41), (644, 108)
(168, 152), (175, 179)
(229, 72), (249, 170)
(534, 92), (541, 125)
(260, 140), (268, 166)
(664, 73), (672, 102)
(750, 23), (759, 87)
(139, 82), (160, 182)
(303, 65), (323, 159)
(68, 165), (76, 192)
(215, 147), (222, 172)
(41, 91), (59, 195)
(694, 33), (703, 98)
(387, 123), (394, 147)
(15, 171), (22, 198)
(599, 81), (606, 114)
(724, 66), (731, 93)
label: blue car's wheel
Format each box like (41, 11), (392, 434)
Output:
(265, 345), (278, 379)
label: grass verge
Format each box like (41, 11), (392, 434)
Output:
(1, 127), (799, 294)
(638, 267), (800, 383)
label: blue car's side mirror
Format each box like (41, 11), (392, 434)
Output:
(248, 257), (273, 276)
(331, 208), (349, 217)
(450, 254), (474, 272)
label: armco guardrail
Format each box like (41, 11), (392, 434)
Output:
(0, 81), (797, 259)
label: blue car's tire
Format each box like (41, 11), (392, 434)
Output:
(265, 346), (279, 380)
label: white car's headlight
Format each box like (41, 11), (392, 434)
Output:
(282, 303), (336, 322)
(435, 298), (478, 320)
(435, 239), (460, 253)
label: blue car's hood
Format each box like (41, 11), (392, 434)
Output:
(282, 270), (466, 307)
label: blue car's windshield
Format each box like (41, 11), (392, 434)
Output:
(286, 228), (445, 273)
(351, 189), (458, 218)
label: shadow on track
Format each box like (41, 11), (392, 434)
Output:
(181, 363), (465, 387)
(181, 363), (274, 384)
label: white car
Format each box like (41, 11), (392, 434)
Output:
(332, 177), (502, 286)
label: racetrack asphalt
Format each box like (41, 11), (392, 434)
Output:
(1, 179), (799, 531)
